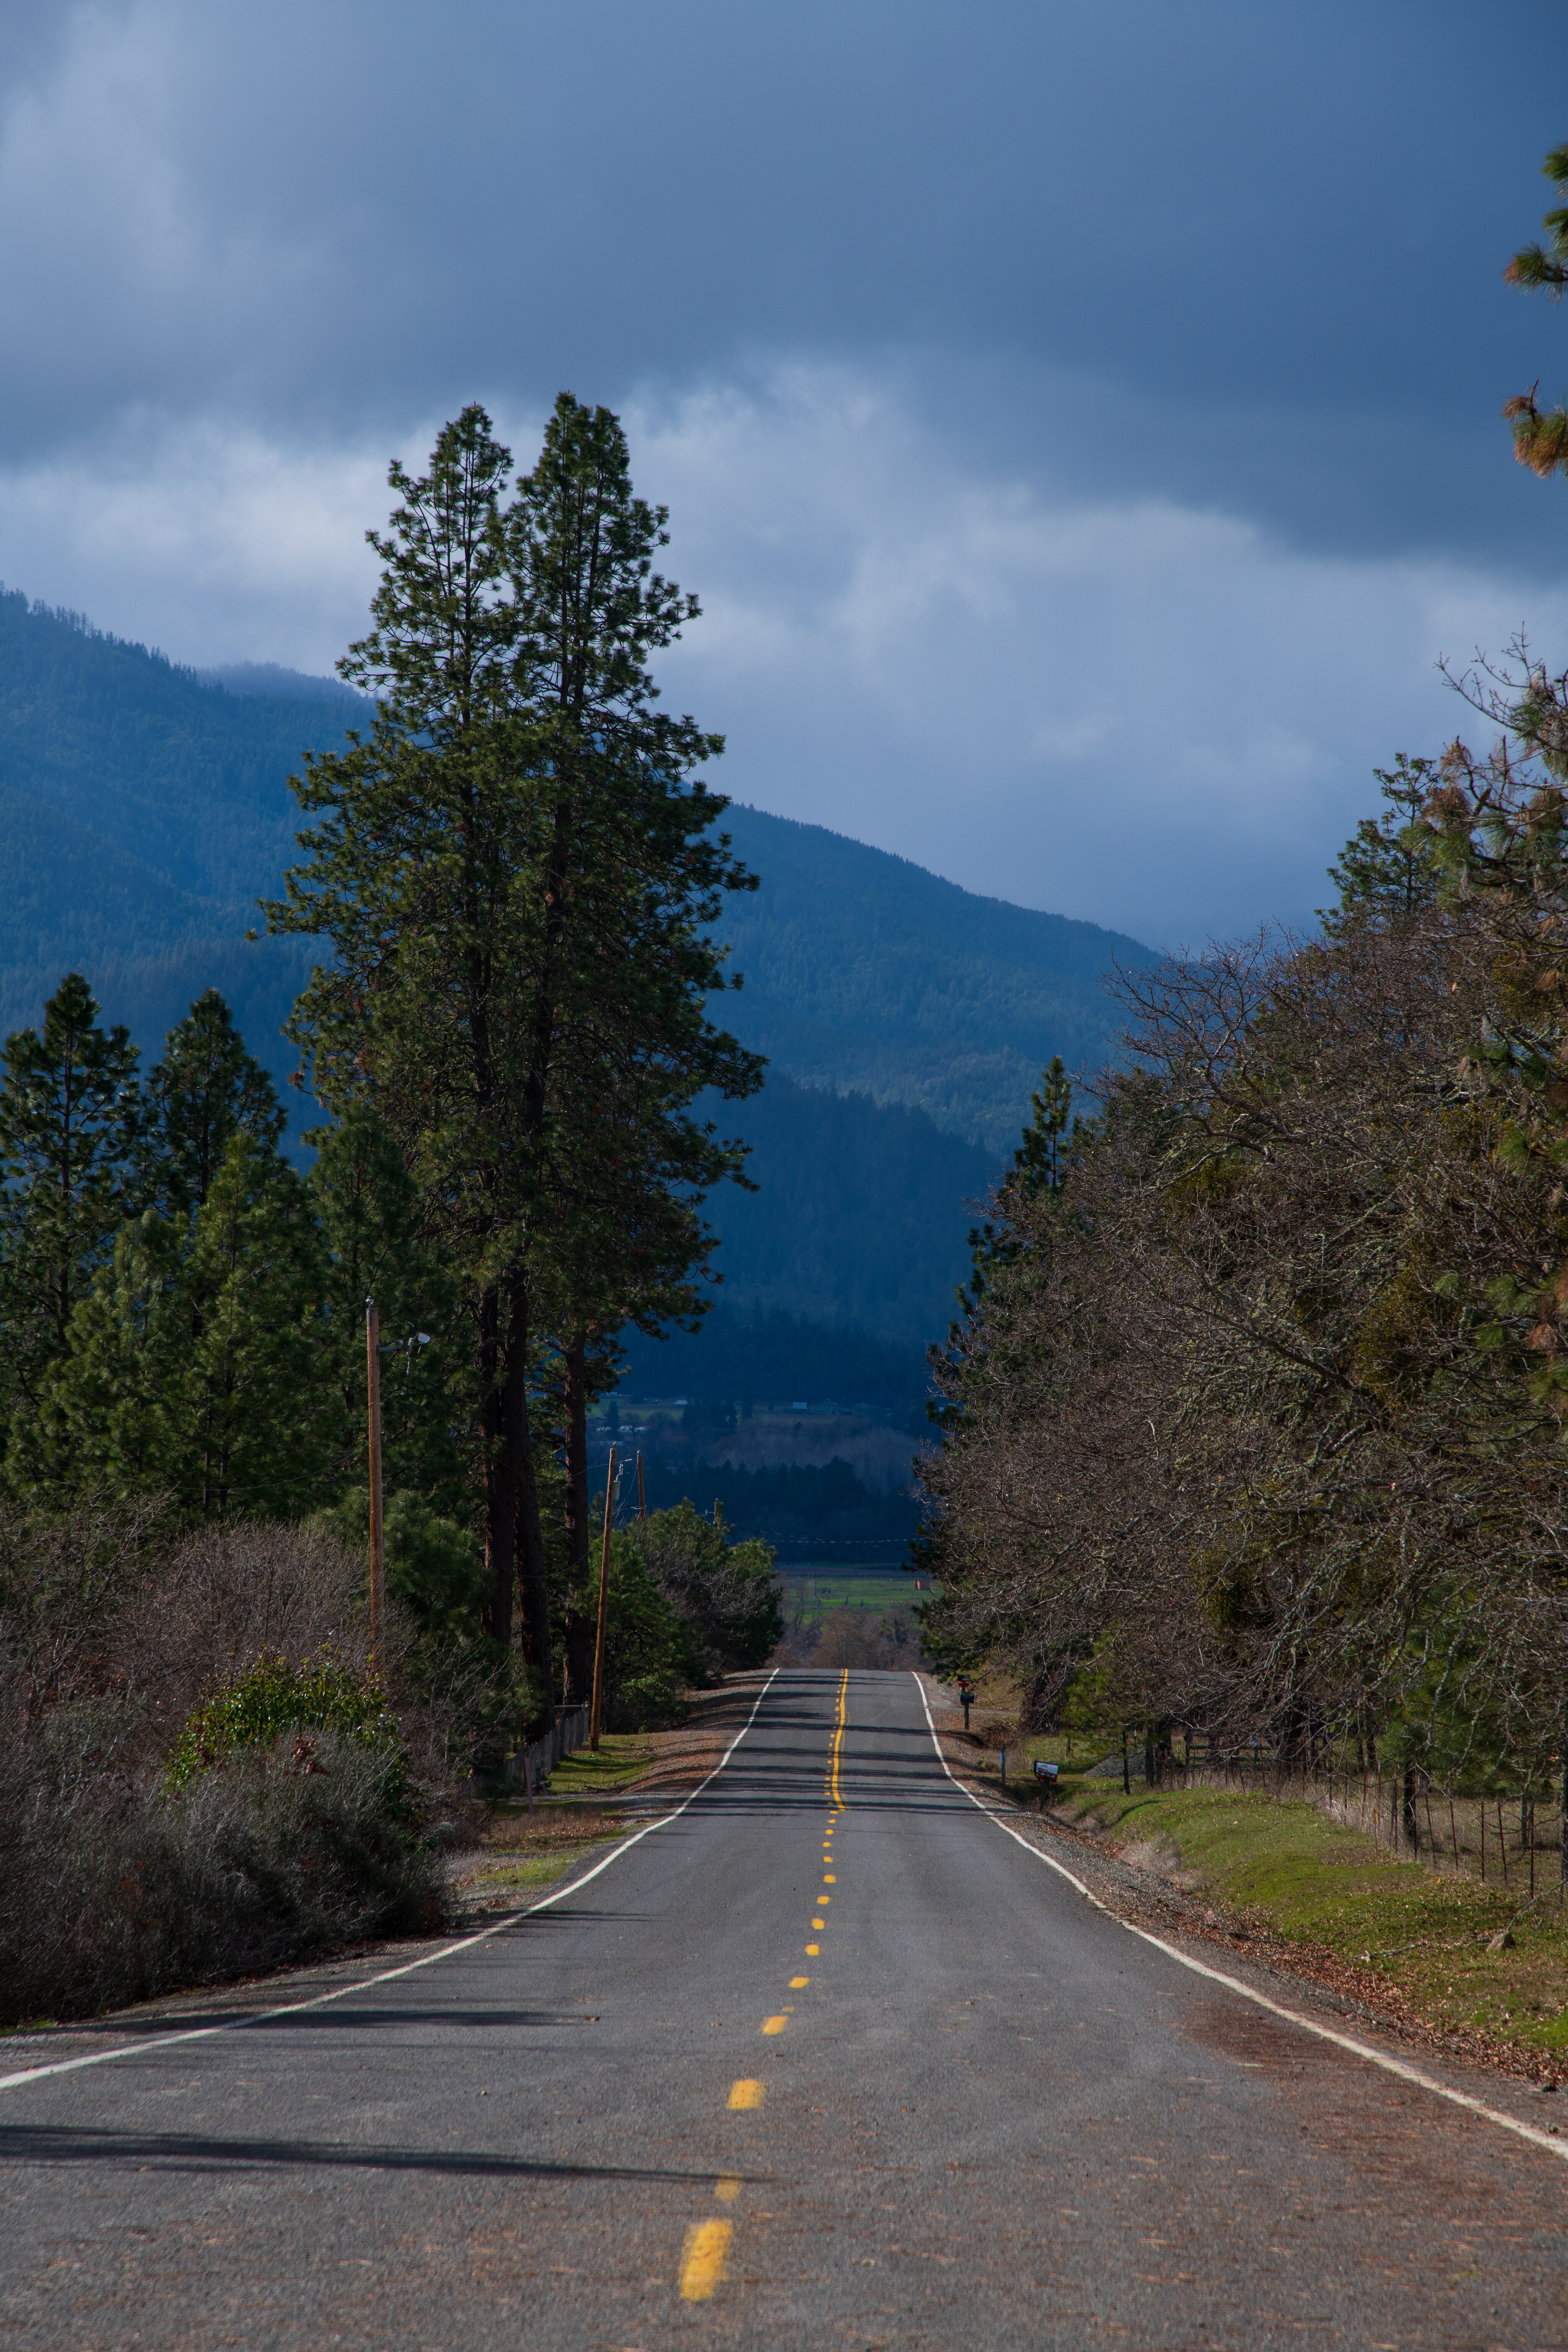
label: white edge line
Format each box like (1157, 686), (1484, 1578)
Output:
(0, 1668), (782, 2098)
(912, 1669), (1568, 2167)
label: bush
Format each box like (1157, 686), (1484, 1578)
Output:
(0, 1500), (471, 2029)
(165, 1646), (404, 1795)
(631, 1501), (783, 1682)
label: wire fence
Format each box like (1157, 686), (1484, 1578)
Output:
(1171, 1739), (1567, 1899)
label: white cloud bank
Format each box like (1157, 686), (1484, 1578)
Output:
(1, 364), (1564, 946)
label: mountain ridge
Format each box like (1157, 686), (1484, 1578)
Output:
(0, 587), (1148, 1347)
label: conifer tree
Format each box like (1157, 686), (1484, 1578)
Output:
(268, 399), (762, 1694)
(927, 1056), (1076, 1444)
(142, 988), (285, 1215)
(1503, 142), (1568, 482)
(178, 1134), (335, 1517)
(1321, 756), (1441, 931)
(308, 1104), (464, 1514)
(0, 973), (141, 1429)
(31, 1133), (336, 1518)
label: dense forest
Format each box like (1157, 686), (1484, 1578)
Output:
(616, 1301), (928, 1418)
(710, 804), (1156, 1147)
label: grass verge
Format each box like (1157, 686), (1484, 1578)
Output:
(459, 1833), (626, 1912)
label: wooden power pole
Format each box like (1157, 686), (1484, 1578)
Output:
(589, 1444), (617, 1751)
(366, 1296), (385, 1671)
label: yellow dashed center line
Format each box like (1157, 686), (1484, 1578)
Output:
(679, 2220), (732, 2301)
(805, 1942), (820, 1954)
(826, 1668), (849, 1806)
(681, 1686), (853, 2310)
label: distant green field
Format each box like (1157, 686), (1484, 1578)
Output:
(777, 1570), (936, 1623)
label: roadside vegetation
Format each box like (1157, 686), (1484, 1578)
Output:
(0, 401), (788, 2025)
(917, 147), (1568, 2017)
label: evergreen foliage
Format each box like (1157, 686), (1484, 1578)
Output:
(143, 987), (285, 1215)
(1503, 141), (1568, 482)
(629, 1498), (782, 1681)
(1321, 756), (1441, 931)
(615, 1301), (928, 1417)
(0, 974), (142, 1415)
(714, 802), (1155, 1148)
(29, 1132), (335, 1517)
(267, 400), (762, 1686)
(165, 1645), (401, 1793)
(639, 1453), (919, 1551)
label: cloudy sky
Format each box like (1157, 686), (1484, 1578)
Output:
(1, 0), (1565, 945)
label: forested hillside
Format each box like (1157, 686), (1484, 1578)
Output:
(0, 584), (1129, 1363)
(715, 805), (1157, 1147)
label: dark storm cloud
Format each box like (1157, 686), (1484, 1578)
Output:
(1, 0), (1565, 567)
(2, 0), (1568, 947)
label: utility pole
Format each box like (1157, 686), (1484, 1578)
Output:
(366, 1296), (385, 1671)
(590, 1445), (617, 1752)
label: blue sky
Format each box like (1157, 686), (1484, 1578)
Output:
(0, 0), (1565, 944)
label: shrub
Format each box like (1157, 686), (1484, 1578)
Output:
(165, 1646), (402, 1795)
(0, 1501), (465, 2029)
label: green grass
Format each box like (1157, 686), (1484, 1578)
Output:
(540, 1734), (656, 1799)
(779, 1572), (927, 1622)
(465, 1837), (623, 1905)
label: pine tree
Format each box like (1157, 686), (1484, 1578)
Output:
(32, 1133), (336, 1518)
(308, 1104), (464, 1514)
(142, 988), (285, 1215)
(179, 1134), (335, 1517)
(957, 1057), (1075, 1319)
(0, 973), (141, 1431)
(267, 400), (763, 1694)
(1322, 756), (1441, 931)
(1503, 142), (1568, 482)
(926, 1057), (1077, 1444)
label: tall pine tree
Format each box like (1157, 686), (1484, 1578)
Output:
(268, 400), (762, 1697)
(142, 988), (286, 1215)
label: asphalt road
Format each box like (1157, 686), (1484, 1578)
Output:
(3, 1667), (1568, 2350)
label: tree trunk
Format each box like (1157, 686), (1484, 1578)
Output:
(478, 1279), (515, 1648)
(558, 1336), (595, 1706)
(1401, 1766), (1419, 1852)
(505, 1274), (555, 1724)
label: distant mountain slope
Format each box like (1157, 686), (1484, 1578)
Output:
(715, 805), (1157, 1147)
(0, 586), (1141, 1353)
(691, 1070), (993, 1342)
(0, 591), (347, 1071)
